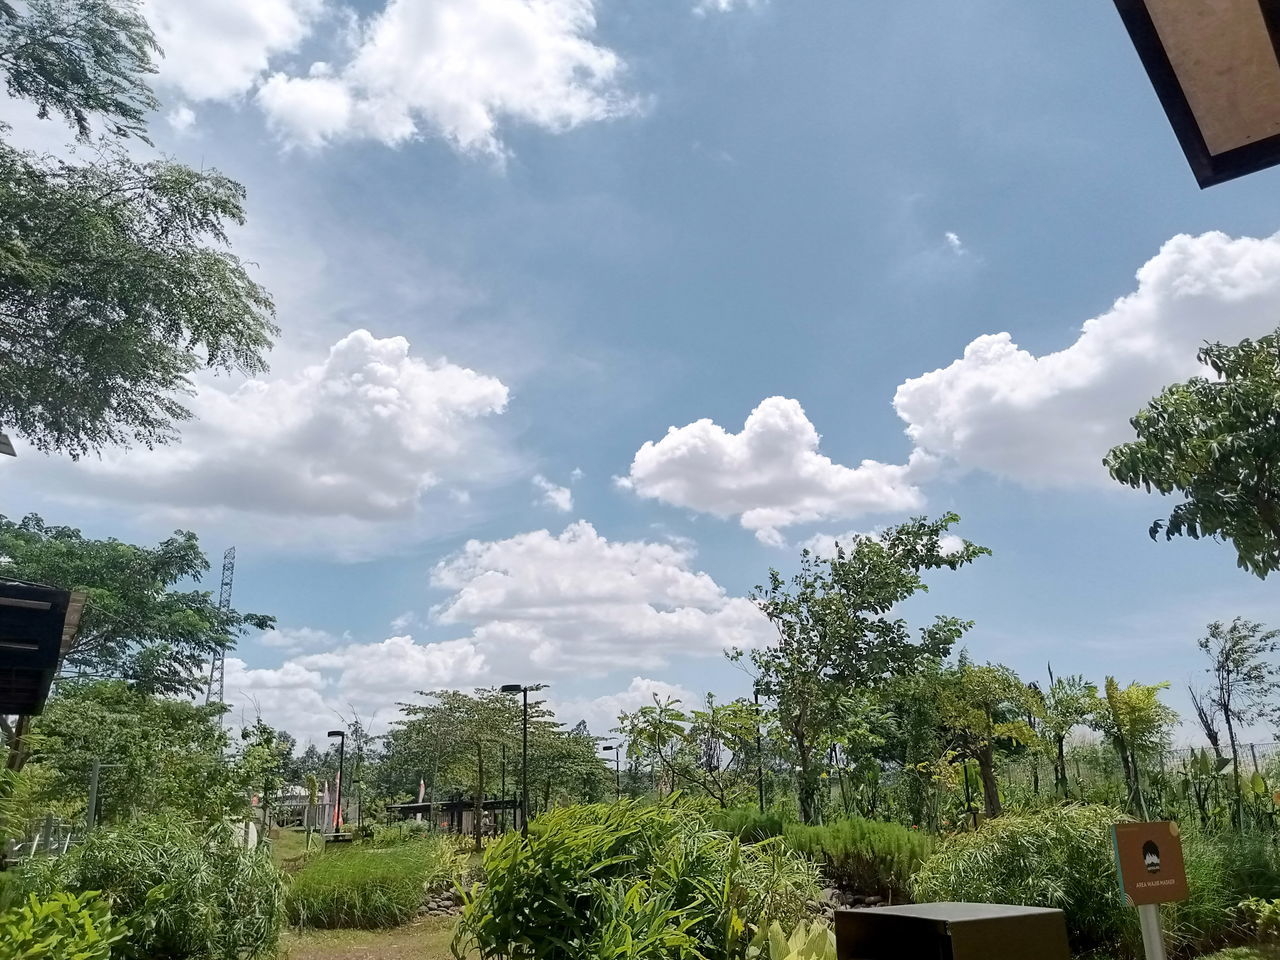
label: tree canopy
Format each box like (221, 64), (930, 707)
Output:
(733, 513), (989, 823)
(1105, 331), (1280, 577)
(0, 0), (159, 141)
(0, 0), (276, 458)
(0, 513), (273, 696)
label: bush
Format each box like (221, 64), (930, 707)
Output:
(21, 816), (284, 960)
(455, 799), (821, 960)
(782, 819), (933, 900)
(914, 805), (1131, 955)
(0, 890), (128, 960)
(286, 834), (462, 929)
(711, 808), (790, 844)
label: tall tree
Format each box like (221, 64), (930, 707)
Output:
(0, 513), (274, 697)
(732, 514), (989, 823)
(27, 680), (235, 822)
(1199, 617), (1280, 826)
(1105, 331), (1280, 577)
(1094, 677), (1177, 818)
(936, 657), (1037, 819)
(1042, 668), (1097, 798)
(0, 0), (277, 457)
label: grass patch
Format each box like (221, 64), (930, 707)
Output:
(286, 837), (462, 930)
(1196, 948), (1280, 960)
(281, 917), (457, 960)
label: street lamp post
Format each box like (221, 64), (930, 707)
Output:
(327, 729), (346, 834)
(602, 744), (622, 799)
(753, 686), (766, 815)
(501, 683), (545, 838)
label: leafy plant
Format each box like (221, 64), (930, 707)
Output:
(746, 921), (836, 960)
(0, 890), (128, 960)
(913, 805), (1133, 955)
(21, 816), (284, 960)
(454, 799), (820, 960)
(286, 834), (463, 929)
(1239, 896), (1280, 942)
(783, 818), (933, 900)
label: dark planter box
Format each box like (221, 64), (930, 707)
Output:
(836, 902), (1071, 960)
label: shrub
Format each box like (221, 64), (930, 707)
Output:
(455, 799), (821, 960)
(22, 816), (284, 960)
(0, 890), (128, 960)
(711, 808), (789, 844)
(782, 819), (933, 900)
(286, 834), (462, 929)
(913, 805), (1132, 955)
(746, 921), (836, 960)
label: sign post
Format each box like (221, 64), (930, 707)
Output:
(1112, 822), (1189, 960)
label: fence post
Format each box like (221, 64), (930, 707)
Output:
(87, 760), (101, 831)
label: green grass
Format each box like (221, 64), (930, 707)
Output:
(1195, 947), (1280, 960)
(286, 837), (462, 930)
(281, 917), (458, 959)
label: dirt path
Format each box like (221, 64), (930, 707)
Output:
(281, 918), (456, 960)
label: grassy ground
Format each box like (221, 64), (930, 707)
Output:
(1198, 949), (1280, 960)
(280, 918), (455, 960)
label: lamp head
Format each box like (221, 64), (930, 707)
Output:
(499, 684), (523, 694)
(327, 730), (344, 738)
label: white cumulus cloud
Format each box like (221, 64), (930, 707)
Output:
(142, 0), (324, 102)
(256, 0), (635, 156)
(532, 475), (573, 512)
(620, 397), (928, 544)
(894, 231), (1280, 486)
(431, 521), (770, 672)
(554, 676), (695, 738)
(62, 329), (511, 522)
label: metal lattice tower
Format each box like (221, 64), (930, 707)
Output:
(205, 547), (236, 706)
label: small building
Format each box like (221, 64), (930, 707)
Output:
(387, 794), (522, 836)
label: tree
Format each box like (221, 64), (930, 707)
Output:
(0, 514), (274, 697)
(0, 0), (277, 458)
(1198, 617), (1280, 826)
(0, 0), (159, 141)
(732, 513), (989, 823)
(936, 658), (1037, 819)
(1105, 331), (1280, 577)
(0, 140), (278, 456)
(1042, 668), (1097, 799)
(614, 694), (757, 807)
(26, 680), (236, 822)
(1094, 677), (1177, 818)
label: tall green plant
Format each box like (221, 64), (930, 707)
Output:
(286, 835), (462, 929)
(22, 816), (284, 960)
(454, 800), (819, 960)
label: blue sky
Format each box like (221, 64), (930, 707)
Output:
(6, 0), (1280, 745)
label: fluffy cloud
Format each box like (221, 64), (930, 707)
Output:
(432, 521), (770, 671)
(894, 232), (1280, 485)
(532, 474), (573, 512)
(222, 636), (485, 744)
(554, 676), (694, 738)
(142, 0), (324, 102)
(256, 0), (634, 156)
(620, 397), (928, 544)
(257, 626), (338, 653)
(69, 329), (510, 521)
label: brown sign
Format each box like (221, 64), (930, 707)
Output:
(1112, 821), (1189, 905)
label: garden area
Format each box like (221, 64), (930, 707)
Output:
(6, 509), (1280, 959)
(8, 0), (1280, 959)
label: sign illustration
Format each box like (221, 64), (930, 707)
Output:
(1112, 821), (1189, 906)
